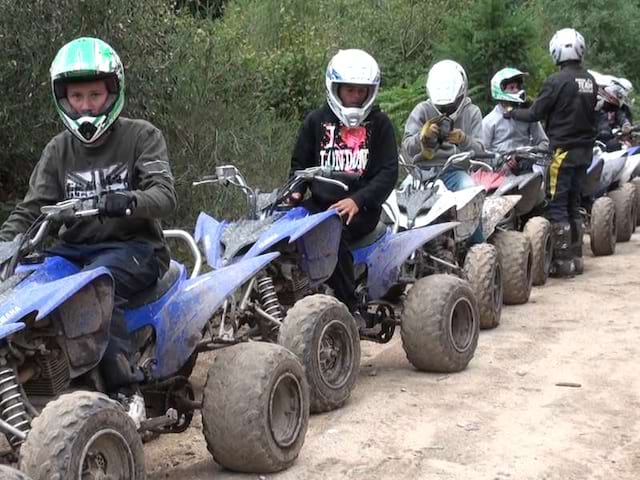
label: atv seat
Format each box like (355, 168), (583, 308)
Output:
(348, 221), (387, 250)
(127, 261), (182, 309)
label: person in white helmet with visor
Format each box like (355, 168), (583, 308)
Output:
(504, 28), (597, 277)
(591, 71), (633, 151)
(482, 67), (549, 174)
(289, 49), (398, 320)
(402, 59), (485, 242)
(0, 37), (177, 391)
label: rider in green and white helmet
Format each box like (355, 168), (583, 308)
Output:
(0, 37), (177, 398)
(50, 37), (125, 144)
(482, 67), (548, 173)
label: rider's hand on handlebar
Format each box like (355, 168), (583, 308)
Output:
(99, 192), (135, 217)
(447, 129), (466, 145)
(330, 198), (359, 225)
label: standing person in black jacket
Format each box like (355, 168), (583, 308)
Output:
(289, 49), (398, 324)
(504, 28), (597, 277)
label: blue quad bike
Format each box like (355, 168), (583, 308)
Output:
(0, 200), (309, 479)
(193, 165), (480, 414)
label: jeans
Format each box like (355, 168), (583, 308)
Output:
(48, 240), (162, 390)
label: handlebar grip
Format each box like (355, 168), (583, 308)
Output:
(473, 152), (498, 160)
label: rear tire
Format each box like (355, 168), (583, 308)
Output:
(609, 184), (636, 242)
(523, 216), (552, 286)
(631, 178), (640, 226)
(202, 342), (309, 473)
(463, 243), (502, 329)
(19, 391), (144, 480)
(278, 294), (360, 414)
(590, 196), (616, 256)
(490, 230), (533, 305)
(401, 274), (479, 372)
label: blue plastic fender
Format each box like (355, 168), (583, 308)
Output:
(0, 262), (113, 340)
(128, 252), (280, 379)
(355, 221), (459, 300)
(194, 212), (228, 269)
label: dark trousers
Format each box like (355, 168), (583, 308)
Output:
(545, 147), (590, 260)
(305, 200), (379, 312)
(48, 240), (161, 390)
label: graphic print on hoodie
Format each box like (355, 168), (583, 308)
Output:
(319, 124), (370, 174)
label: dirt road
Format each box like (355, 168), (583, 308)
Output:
(146, 234), (640, 480)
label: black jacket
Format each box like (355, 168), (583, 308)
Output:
(596, 107), (631, 152)
(290, 103), (398, 213)
(512, 62), (597, 152)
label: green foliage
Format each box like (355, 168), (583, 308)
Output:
(436, 0), (549, 113)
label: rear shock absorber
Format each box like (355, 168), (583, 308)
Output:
(257, 275), (285, 322)
(0, 365), (31, 447)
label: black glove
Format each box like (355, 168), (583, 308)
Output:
(99, 192), (135, 217)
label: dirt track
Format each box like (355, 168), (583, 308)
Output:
(146, 233), (640, 480)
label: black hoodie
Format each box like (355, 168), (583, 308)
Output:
(290, 103), (398, 214)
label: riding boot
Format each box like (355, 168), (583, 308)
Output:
(570, 218), (584, 275)
(550, 222), (575, 278)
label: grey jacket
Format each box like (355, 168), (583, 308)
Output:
(402, 97), (484, 167)
(482, 104), (549, 153)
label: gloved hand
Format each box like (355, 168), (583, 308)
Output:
(420, 120), (440, 148)
(503, 156), (518, 173)
(99, 192), (135, 217)
(447, 129), (466, 145)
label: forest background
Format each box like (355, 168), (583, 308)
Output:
(1, 0), (638, 226)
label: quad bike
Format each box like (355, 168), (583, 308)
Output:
(471, 146), (553, 287)
(0, 199), (309, 479)
(582, 141), (638, 256)
(383, 150), (530, 330)
(194, 165), (480, 413)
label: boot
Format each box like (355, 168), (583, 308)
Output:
(570, 218), (584, 275)
(550, 222), (575, 278)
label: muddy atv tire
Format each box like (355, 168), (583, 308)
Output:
(202, 342), (309, 473)
(490, 230), (533, 305)
(401, 274), (479, 372)
(19, 391), (144, 480)
(463, 243), (503, 329)
(632, 178), (640, 226)
(609, 184), (636, 242)
(0, 466), (32, 480)
(278, 294), (360, 414)
(590, 196), (616, 256)
(523, 216), (552, 286)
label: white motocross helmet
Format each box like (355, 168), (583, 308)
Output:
(549, 28), (586, 65)
(325, 49), (380, 127)
(426, 60), (468, 118)
(614, 77), (633, 106)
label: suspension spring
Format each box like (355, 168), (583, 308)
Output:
(0, 366), (31, 447)
(257, 276), (284, 322)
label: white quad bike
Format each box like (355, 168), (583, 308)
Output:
(471, 146), (553, 287)
(384, 151), (532, 330)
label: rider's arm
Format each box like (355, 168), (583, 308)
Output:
(459, 105), (485, 153)
(511, 77), (558, 123)
(401, 102), (428, 160)
(290, 112), (317, 195)
(481, 115), (496, 152)
(0, 141), (63, 241)
(351, 115), (399, 211)
(530, 122), (550, 151)
(129, 126), (177, 219)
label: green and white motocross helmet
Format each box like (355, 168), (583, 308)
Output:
(490, 67), (527, 104)
(50, 37), (125, 144)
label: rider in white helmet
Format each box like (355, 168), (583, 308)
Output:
(504, 28), (597, 277)
(402, 59), (484, 241)
(289, 49), (398, 323)
(592, 72), (633, 151)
